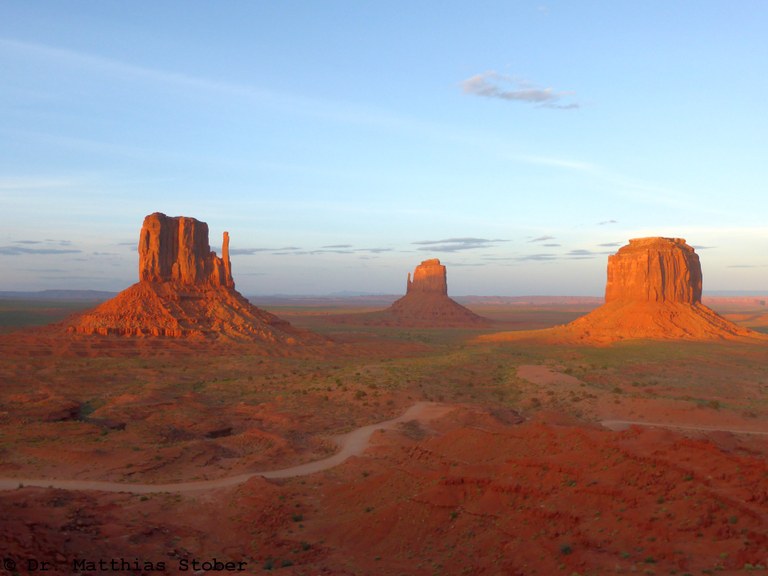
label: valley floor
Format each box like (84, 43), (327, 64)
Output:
(1, 296), (767, 575)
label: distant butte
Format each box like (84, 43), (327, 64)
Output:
(405, 258), (448, 296)
(335, 258), (490, 327)
(563, 237), (754, 342)
(66, 213), (320, 343)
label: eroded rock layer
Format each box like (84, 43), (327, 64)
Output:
(67, 282), (308, 342)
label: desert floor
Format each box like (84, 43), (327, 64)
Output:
(1, 296), (768, 575)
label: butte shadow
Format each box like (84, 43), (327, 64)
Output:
(65, 212), (323, 345)
(329, 258), (491, 328)
(480, 237), (764, 345)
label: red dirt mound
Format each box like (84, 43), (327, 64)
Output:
(562, 299), (754, 342)
(66, 281), (308, 342)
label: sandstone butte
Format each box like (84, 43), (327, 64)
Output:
(562, 237), (757, 342)
(66, 213), (319, 343)
(381, 259), (490, 327)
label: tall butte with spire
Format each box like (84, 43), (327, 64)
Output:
(67, 213), (319, 343)
(380, 258), (489, 327)
(562, 237), (754, 342)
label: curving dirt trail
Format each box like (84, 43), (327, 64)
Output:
(0, 401), (453, 494)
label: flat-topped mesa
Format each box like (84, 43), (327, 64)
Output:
(605, 237), (702, 304)
(138, 212), (234, 288)
(552, 236), (756, 342)
(407, 259), (448, 296)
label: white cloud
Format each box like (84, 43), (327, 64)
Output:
(461, 71), (580, 109)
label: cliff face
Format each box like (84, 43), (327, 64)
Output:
(407, 259), (448, 296)
(605, 237), (702, 304)
(138, 213), (233, 288)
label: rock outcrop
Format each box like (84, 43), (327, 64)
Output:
(367, 259), (489, 327)
(406, 258), (448, 296)
(604, 237), (702, 304)
(138, 213), (234, 288)
(563, 237), (754, 342)
(66, 213), (320, 343)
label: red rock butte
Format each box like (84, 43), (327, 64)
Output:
(563, 237), (754, 342)
(138, 213), (234, 288)
(66, 213), (319, 343)
(406, 258), (448, 296)
(382, 259), (489, 327)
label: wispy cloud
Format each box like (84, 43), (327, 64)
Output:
(413, 237), (506, 253)
(308, 248), (354, 255)
(461, 71), (580, 109)
(230, 246), (301, 255)
(528, 235), (555, 243)
(0, 37), (421, 132)
(0, 37), (272, 100)
(566, 249), (598, 259)
(597, 219), (618, 226)
(356, 247), (393, 254)
(515, 253), (558, 261)
(597, 242), (622, 247)
(0, 246), (82, 256)
(322, 244), (353, 249)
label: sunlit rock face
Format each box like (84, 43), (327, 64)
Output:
(562, 237), (753, 342)
(66, 213), (322, 344)
(605, 237), (702, 304)
(406, 259), (448, 296)
(138, 213), (234, 288)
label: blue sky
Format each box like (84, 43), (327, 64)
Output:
(1, 1), (766, 296)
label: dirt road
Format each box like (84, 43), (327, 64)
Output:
(0, 401), (453, 494)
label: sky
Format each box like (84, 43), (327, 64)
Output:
(1, 1), (766, 296)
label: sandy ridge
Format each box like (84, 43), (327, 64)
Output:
(0, 402), (453, 494)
